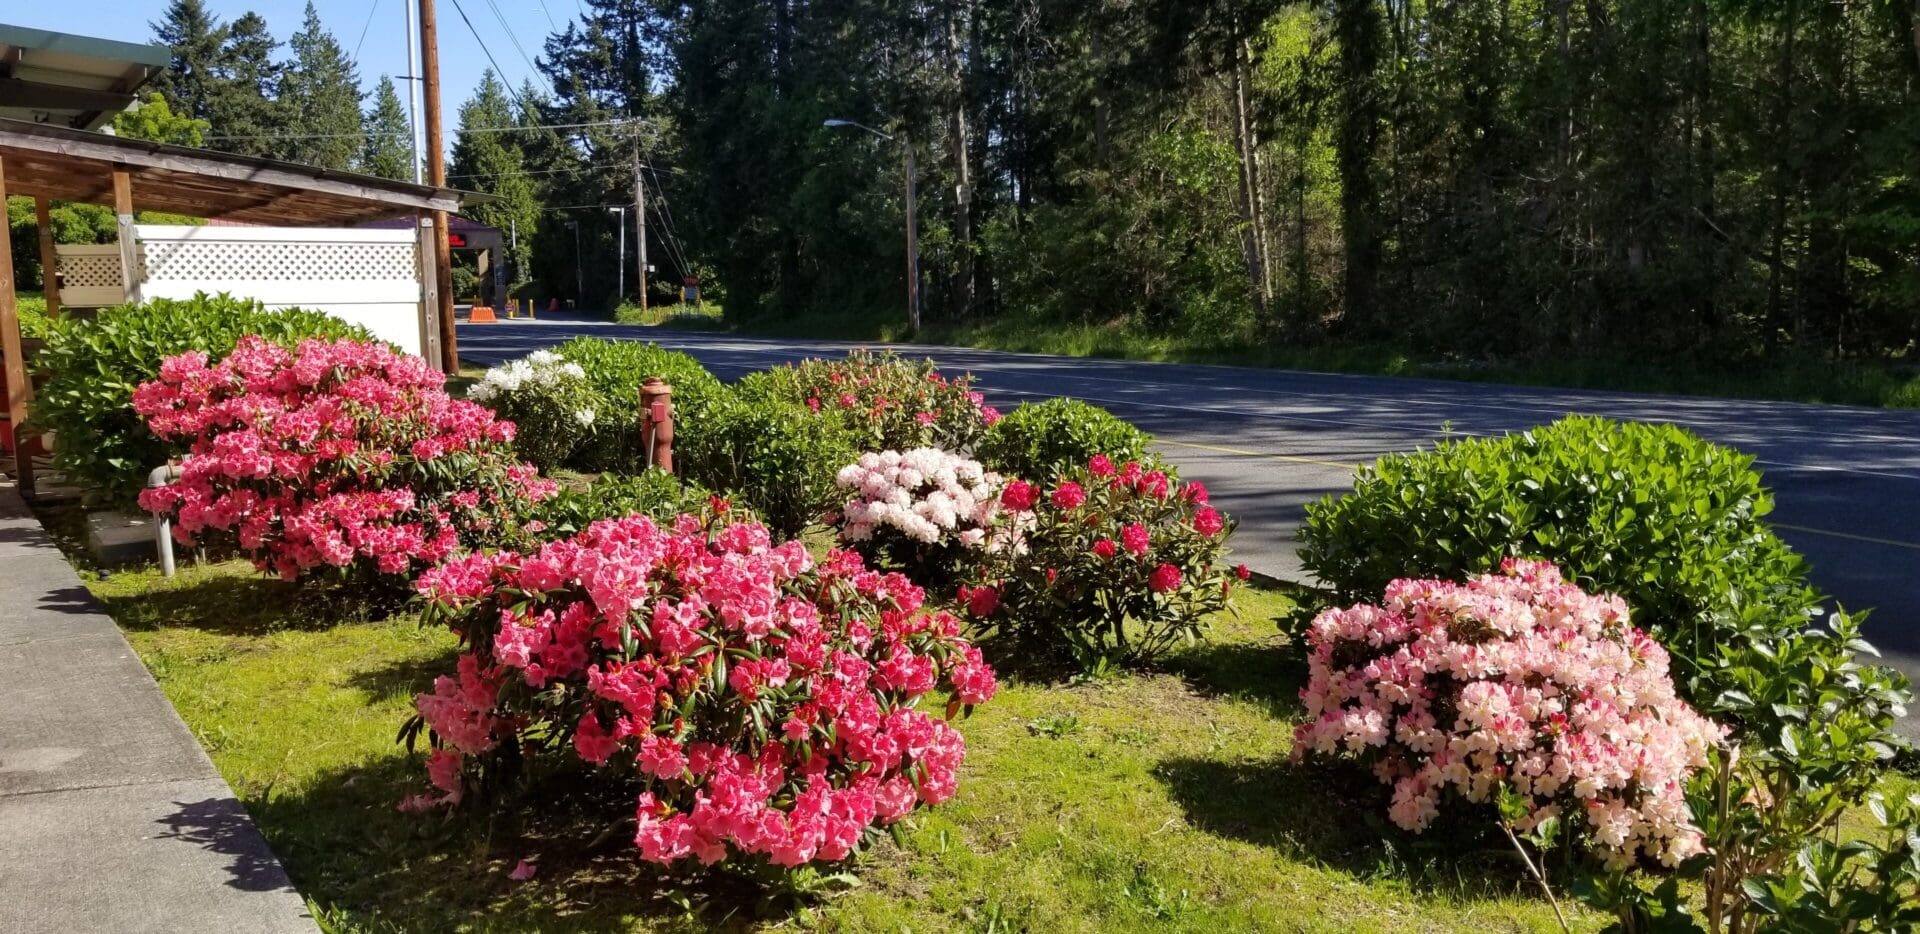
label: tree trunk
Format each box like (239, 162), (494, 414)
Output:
(1765, 0), (1798, 348)
(1334, 0), (1383, 335)
(947, 2), (975, 318)
(1230, 40), (1269, 322)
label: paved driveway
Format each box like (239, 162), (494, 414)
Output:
(458, 316), (1920, 734)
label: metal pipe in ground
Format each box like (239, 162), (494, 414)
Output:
(148, 464), (181, 577)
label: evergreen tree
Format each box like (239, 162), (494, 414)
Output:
(277, 2), (364, 169)
(203, 12), (286, 159)
(450, 72), (540, 282)
(149, 0), (225, 121)
(362, 77), (416, 181)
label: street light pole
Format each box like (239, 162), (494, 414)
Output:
(824, 118), (920, 330)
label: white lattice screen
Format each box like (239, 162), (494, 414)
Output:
(52, 245), (126, 308)
(142, 239), (419, 284)
(134, 225), (428, 357)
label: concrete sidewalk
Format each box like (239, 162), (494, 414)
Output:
(0, 484), (314, 933)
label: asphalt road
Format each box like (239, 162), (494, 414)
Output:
(459, 315), (1920, 732)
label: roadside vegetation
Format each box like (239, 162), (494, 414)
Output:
(722, 310), (1920, 410)
(26, 295), (1919, 931)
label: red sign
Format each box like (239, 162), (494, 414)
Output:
(448, 233), (468, 248)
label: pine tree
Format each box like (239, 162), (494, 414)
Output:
(277, 2), (364, 169)
(149, 0), (226, 122)
(362, 77), (416, 181)
(450, 72), (540, 282)
(203, 12), (285, 159)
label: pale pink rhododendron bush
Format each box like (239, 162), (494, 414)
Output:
(407, 513), (998, 868)
(1294, 559), (1724, 869)
(135, 337), (555, 582)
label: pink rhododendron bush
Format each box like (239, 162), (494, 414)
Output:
(744, 348), (1000, 452)
(965, 455), (1240, 669)
(1293, 559), (1725, 869)
(404, 512), (999, 868)
(832, 447), (1022, 587)
(135, 336), (556, 583)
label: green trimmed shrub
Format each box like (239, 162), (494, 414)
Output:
(555, 337), (725, 472)
(1297, 416), (1912, 752)
(977, 398), (1152, 481)
(534, 470), (735, 539)
(27, 293), (369, 507)
(678, 385), (858, 540)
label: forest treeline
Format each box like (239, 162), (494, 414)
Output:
(47, 2), (1920, 362)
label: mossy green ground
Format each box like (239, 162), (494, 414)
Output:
(84, 558), (1591, 932)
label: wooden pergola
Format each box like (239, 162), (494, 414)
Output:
(0, 117), (490, 497)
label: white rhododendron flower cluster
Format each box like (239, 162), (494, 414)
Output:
(835, 448), (1009, 548)
(467, 350), (588, 404)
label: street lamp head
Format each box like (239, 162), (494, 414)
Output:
(823, 117), (892, 141)
(822, 119), (852, 128)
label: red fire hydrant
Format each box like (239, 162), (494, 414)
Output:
(639, 377), (674, 473)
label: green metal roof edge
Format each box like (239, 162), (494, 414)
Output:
(0, 23), (173, 70)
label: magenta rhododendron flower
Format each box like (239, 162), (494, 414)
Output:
(1089, 454), (1115, 478)
(1193, 507), (1225, 536)
(134, 337), (553, 583)
(1120, 523), (1151, 555)
(406, 515), (997, 868)
(1093, 539), (1117, 558)
(1050, 481), (1086, 510)
(1000, 479), (1039, 513)
(1294, 559), (1724, 869)
(1149, 563), (1183, 593)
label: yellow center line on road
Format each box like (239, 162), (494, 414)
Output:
(1773, 524), (1920, 551)
(1156, 440), (1920, 552)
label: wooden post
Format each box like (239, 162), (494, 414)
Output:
(0, 155), (33, 495)
(639, 377), (674, 474)
(33, 197), (58, 319)
(420, 0), (458, 372)
(415, 215), (444, 367)
(113, 168), (141, 306)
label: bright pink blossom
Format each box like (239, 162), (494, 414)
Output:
(1149, 563), (1183, 593)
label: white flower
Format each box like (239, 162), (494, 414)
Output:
(527, 350), (561, 366)
(574, 408), (596, 427)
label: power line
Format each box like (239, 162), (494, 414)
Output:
(535, 0), (558, 30)
(446, 0), (530, 122)
(481, 0), (543, 82)
(351, 0), (382, 65)
(203, 117), (636, 143)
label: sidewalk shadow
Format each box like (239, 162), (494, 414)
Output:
(156, 797), (301, 893)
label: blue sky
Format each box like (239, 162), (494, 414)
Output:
(6, 1), (571, 139)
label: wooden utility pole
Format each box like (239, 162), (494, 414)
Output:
(0, 155), (32, 495)
(634, 143), (648, 314)
(420, 0), (458, 372)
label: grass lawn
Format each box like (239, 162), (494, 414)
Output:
(79, 555), (1591, 933)
(723, 310), (1920, 409)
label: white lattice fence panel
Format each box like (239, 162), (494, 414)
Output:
(53, 244), (127, 307)
(142, 240), (419, 283)
(134, 225), (426, 357)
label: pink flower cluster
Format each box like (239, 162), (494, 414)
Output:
(134, 337), (555, 582)
(834, 448), (1018, 549)
(407, 513), (998, 868)
(1294, 560), (1725, 869)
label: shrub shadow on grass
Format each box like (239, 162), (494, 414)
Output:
(96, 571), (408, 636)
(250, 752), (820, 933)
(344, 646), (464, 704)
(1153, 756), (1535, 902)
(1160, 635), (1307, 721)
